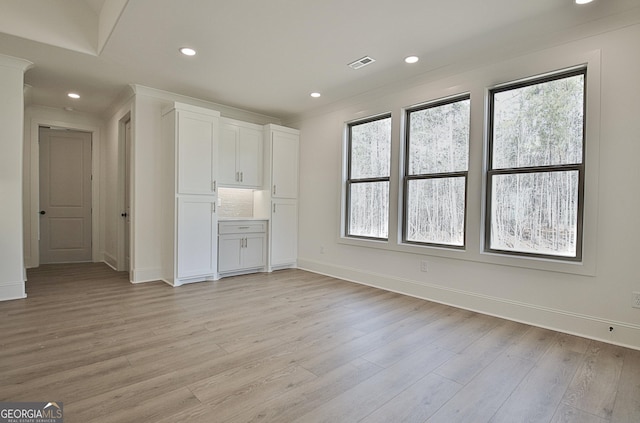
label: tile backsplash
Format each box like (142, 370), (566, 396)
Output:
(218, 188), (254, 218)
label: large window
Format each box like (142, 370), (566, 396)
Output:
(486, 68), (586, 260)
(346, 115), (391, 239)
(404, 96), (470, 247)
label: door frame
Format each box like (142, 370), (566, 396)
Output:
(28, 118), (101, 268)
(116, 113), (132, 272)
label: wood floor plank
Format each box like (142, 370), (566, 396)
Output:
(434, 319), (527, 385)
(427, 352), (535, 423)
(550, 404), (610, 423)
(226, 358), (382, 423)
(562, 342), (626, 419)
(610, 348), (640, 423)
(292, 344), (455, 423)
(489, 334), (584, 423)
(359, 373), (462, 423)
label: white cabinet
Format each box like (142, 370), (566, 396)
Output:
(270, 129), (299, 199)
(270, 200), (297, 268)
(218, 220), (267, 275)
(177, 196), (217, 279)
(177, 109), (218, 195)
(255, 124), (300, 270)
(219, 118), (263, 188)
(161, 103), (220, 286)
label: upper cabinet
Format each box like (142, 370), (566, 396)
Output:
(219, 118), (263, 189)
(168, 104), (220, 195)
(267, 125), (299, 199)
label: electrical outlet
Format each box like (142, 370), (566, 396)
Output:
(633, 292), (640, 309)
(420, 260), (428, 272)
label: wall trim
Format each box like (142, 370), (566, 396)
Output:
(0, 281), (27, 301)
(298, 258), (640, 351)
(103, 253), (117, 270)
(131, 267), (163, 284)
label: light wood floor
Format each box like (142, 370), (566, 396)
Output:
(1, 264), (639, 423)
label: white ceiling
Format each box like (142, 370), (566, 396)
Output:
(0, 0), (638, 121)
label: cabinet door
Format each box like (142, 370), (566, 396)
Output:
(177, 111), (217, 195)
(271, 200), (297, 267)
(219, 123), (239, 186)
(243, 234), (266, 269)
(271, 131), (299, 199)
(177, 197), (217, 278)
(218, 235), (242, 273)
(237, 127), (262, 187)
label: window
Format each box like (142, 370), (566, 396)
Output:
(345, 114), (391, 239)
(486, 68), (586, 260)
(404, 96), (470, 247)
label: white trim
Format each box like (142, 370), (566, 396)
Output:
(116, 113), (132, 272)
(29, 118), (102, 268)
(0, 281), (27, 301)
(130, 267), (163, 284)
(298, 258), (640, 351)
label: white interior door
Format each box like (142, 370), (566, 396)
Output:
(124, 119), (131, 270)
(39, 128), (93, 264)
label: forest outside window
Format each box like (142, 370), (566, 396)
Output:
(346, 115), (391, 240)
(486, 68), (586, 260)
(404, 96), (470, 248)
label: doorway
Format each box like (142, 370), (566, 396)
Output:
(38, 127), (93, 263)
(121, 118), (131, 271)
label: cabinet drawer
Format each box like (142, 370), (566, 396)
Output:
(218, 221), (266, 234)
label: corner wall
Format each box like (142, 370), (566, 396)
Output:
(0, 54), (32, 301)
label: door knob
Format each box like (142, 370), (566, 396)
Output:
(39, 210), (46, 215)
(121, 212), (128, 217)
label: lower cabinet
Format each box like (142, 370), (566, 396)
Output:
(172, 196), (217, 285)
(270, 199), (297, 269)
(218, 220), (267, 275)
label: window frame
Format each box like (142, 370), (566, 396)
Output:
(402, 94), (471, 249)
(345, 113), (392, 241)
(484, 67), (587, 261)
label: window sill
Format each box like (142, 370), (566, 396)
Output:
(337, 235), (595, 277)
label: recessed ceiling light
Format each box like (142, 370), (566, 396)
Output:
(179, 47), (197, 56)
(310, 92), (321, 98)
(405, 56), (419, 64)
(575, 0), (593, 4)
(67, 93), (80, 99)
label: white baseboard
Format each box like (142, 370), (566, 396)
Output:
(297, 258), (640, 351)
(0, 281), (27, 301)
(131, 267), (163, 284)
(103, 252), (118, 270)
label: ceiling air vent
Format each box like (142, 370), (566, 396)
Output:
(348, 56), (376, 70)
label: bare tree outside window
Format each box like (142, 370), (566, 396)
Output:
(486, 68), (586, 260)
(346, 115), (391, 239)
(404, 96), (470, 247)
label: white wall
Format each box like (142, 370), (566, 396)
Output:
(0, 54), (31, 301)
(294, 24), (640, 349)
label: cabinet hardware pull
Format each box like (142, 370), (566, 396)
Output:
(273, 185), (276, 195)
(240, 172), (243, 182)
(238, 226), (250, 229)
(212, 203), (216, 213)
(212, 180), (217, 192)
(273, 204), (276, 213)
